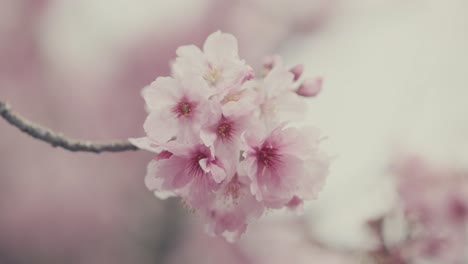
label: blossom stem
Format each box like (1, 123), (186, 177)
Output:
(0, 100), (138, 153)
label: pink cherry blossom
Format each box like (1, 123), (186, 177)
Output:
(201, 173), (264, 242)
(132, 31), (329, 240)
(252, 63), (308, 127)
(145, 142), (228, 207)
(218, 81), (258, 117)
(200, 100), (253, 157)
(172, 31), (254, 94)
(241, 123), (329, 208)
(141, 76), (211, 143)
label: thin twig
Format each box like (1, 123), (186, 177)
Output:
(0, 100), (138, 153)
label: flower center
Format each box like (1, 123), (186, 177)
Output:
(217, 121), (233, 141)
(204, 66), (222, 86)
(172, 101), (193, 118)
(261, 101), (278, 117)
(257, 146), (280, 168)
(187, 152), (207, 177)
(226, 175), (241, 200)
(221, 94), (241, 104)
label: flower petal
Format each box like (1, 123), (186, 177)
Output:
(128, 137), (164, 153)
(144, 160), (177, 199)
(210, 164), (226, 183)
(172, 45), (206, 79)
(203, 31), (239, 63)
(143, 77), (181, 111)
(157, 156), (192, 189)
(143, 110), (177, 143)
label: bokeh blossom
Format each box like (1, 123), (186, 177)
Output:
(371, 155), (468, 264)
(131, 31), (329, 240)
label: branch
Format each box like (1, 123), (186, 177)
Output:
(0, 100), (138, 153)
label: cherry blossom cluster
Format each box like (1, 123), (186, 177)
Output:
(131, 31), (329, 241)
(375, 156), (468, 263)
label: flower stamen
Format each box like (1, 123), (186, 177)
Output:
(204, 65), (222, 86)
(172, 101), (193, 118)
(226, 175), (241, 200)
(217, 120), (234, 141)
(257, 146), (281, 168)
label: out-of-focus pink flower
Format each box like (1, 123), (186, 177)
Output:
(172, 31), (253, 95)
(202, 173), (264, 241)
(242, 123), (329, 208)
(381, 155), (468, 263)
(394, 157), (468, 227)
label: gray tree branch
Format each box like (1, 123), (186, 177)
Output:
(0, 100), (138, 153)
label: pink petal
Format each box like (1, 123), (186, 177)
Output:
(274, 92), (308, 123)
(187, 176), (218, 208)
(299, 152), (329, 200)
(222, 88), (257, 117)
(128, 137), (164, 153)
(142, 77), (181, 111)
(199, 158), (210, 173)
(176, 44), (204, 59)
(172, 45), (206, 79)
(200, 129), (217, 148)
(181, 76), (212, 100)
(203, 31), (239, 63)
(210, 164), (227, 183)
(256, 154), (305, 208)
(143, 110), (177, 143)
(157, 156), (192, 190)
(144, 160), (177, 199)
(263, 65), (294, 97)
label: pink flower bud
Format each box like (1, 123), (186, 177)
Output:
(286, 196), (304, 214)
(262, 55), (281, 72)
(296, 77), (323, 97)
(289, 64), (304, 81)
(241, 66), (255, 83)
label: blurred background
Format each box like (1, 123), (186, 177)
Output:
(1, 0), (467, 263)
